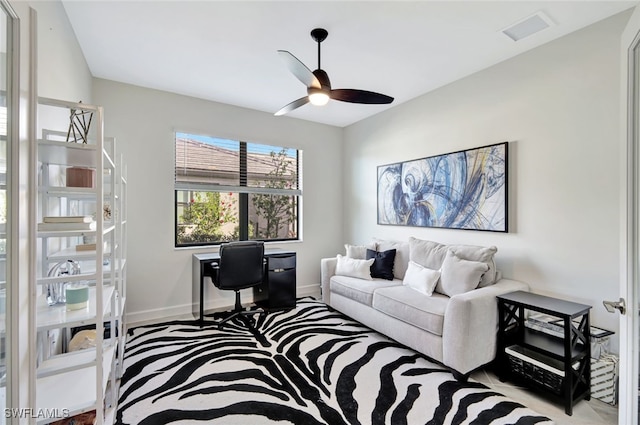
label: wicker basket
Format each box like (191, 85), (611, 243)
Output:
(506, 345), (572, 396)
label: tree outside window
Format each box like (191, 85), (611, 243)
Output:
(177, 192), (238, 244)
(251, 149), (297, 239)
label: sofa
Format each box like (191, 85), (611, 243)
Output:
(320, 237), (529, 380)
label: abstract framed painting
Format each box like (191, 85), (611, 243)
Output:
(377, 142), (508, 232)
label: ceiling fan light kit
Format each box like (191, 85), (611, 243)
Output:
(308, 88), (330, 106)
(275, 28), (394, 116)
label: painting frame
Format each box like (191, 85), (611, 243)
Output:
(377, 142), (508, 232)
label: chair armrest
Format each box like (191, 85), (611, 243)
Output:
(320, 257), (338, 305)
(442, 278), (529, 375)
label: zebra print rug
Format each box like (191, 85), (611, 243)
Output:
(116, 298), (552, 424)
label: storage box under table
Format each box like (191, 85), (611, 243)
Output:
(591, 354), (618, 405)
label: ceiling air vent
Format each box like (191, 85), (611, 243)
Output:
(501, 12), (553, 42)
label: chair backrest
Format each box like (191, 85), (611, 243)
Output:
(216, 241), (265, 290)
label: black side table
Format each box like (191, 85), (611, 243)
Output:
(496, 291), (591, 416)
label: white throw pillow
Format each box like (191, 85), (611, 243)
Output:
(449, 244), (498, 287)
(344, 243), (376, 259)
(403, 261), (441, 296)
(335, 254), (374, 280)
(438, 250), (489, 297)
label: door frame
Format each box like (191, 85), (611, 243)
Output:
(620, 6), (640, 425)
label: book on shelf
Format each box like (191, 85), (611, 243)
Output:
(43, 215), (93, 223)
(37, 221), (96, 231)
(75, 243), (96, 251)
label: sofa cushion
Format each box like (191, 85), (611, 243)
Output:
(449, 244), (498, 287)
(438, 250), (489, 296)
(403, 261), (440, 296)
(345, 243), (377, 259)
(330, 275), (402, 306)
(372, 238), (410, 280)
(372, 286), (449, 336)
(335, 255), (374, 280)
(408, 237), (449, 270)
(366, 249), (396, 280)
(409, 237), (498, 288)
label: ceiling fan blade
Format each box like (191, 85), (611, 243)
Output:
(274, 96), (310, 116)
(277, 50), (321, 89)
(330, 89), (394, 104)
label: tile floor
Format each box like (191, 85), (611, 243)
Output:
(471, 368), (618, 424)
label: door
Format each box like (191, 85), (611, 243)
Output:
(619, 5), (640, 424)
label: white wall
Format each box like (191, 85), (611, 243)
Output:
(33, 0), (92, 102)
(343, 12), (629, 351)
(93, 79), (343, 324)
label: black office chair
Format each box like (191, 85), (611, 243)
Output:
(210, 241), (266, 329)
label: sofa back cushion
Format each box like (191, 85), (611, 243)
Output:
(372, 238), (410, 280)
(409, 237), (449, 270)
(409, 237), (498, 288)
(344, 243), (377, 259)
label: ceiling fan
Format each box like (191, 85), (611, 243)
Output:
(275, 28), (394, 116)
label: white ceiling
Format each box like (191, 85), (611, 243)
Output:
(62, 1), (637, 128)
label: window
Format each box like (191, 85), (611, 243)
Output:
(175, 133), (301, 247)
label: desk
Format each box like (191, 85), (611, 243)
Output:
(192, 250), (296, 323)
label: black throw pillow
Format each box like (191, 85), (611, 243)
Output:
(366, 248), (396, 280)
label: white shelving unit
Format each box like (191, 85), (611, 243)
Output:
(30, 98), (126, 425)
(114, 149), (127, 379)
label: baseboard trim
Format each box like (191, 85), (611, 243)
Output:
(126, 284), (321, 328)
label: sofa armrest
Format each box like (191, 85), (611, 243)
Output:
(442, 278), (529, 375)
(321, 257), (338, 305)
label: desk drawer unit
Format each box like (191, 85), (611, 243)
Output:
(254, 253), (297, 310)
